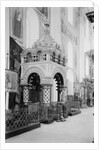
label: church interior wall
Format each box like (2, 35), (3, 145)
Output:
(26, 8), (39, 48)
(78, 8), (94, 82)
(50, 7), (61, 46)
(67, 7), (73, 26)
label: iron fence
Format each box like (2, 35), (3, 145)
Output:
(6, 103), (39, 132)
(5, 101), (75, 133)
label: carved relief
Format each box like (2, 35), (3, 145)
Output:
(22, 65), (28, 73)
(39, 63), (47, 72)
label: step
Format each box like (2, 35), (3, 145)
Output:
(69, 109), (81, 116)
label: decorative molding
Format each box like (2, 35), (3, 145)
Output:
(52, 67), (66, 86)
(41, 77), (53, 85)
(21, 67), (45, 84)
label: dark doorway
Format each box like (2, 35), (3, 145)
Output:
(54, 73), (64, 102)
(28, 73), (41, 103)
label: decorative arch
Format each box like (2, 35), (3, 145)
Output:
(52, 67), (66, 86)
(22, 67), (45, 84)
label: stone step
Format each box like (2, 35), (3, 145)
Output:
(68, 109), (81, 116)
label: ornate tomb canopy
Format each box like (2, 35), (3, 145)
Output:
(21, 19), (64, 56)
(21, 19), (66, 66)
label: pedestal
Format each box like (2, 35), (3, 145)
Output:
(40, 84), (53, 123)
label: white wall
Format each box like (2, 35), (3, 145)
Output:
(68, 7), (73, 25)
(26, 8), (39, 48)
(67, 70), (74, 95)
(79, 18), (85, 82)
(50, 7), (61, 46)
(84, 19), (90, 52)
(67, 41), (73, 68)
(61, 33), (68, 56)
(5, 8), (10, 69)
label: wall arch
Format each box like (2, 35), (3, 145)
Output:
(26, 8), (39, 48)
(22, 67), (45, 84)
(52, 67), (66, 86)
(67, 69), (74, 95)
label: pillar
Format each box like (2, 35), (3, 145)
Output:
(5, 92), (9, 110)
(41, 84), (52, 104)
(23, 85), (29, 105)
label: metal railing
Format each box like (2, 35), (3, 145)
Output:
(23, 53), (66, 66)
(6, 103), (39, 132)
(5, 101), (75, 133)
(23, 54), (47, 63)
(50, 54), (66, 66)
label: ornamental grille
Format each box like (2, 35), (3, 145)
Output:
(43, 87), (50, 103)
(6, 103), (39, 132)
(23, 88), (29, 102)
(6, 102), (73, 133)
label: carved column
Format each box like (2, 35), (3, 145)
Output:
(41, 78), (53, 104)
(41, 84), (52, 104)
(22, 84), (29, 105)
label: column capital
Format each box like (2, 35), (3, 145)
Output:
(41, 77), (53, 85)
(20, 83), (29, 87)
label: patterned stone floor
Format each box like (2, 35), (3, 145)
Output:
(6, 107), (94, 143)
